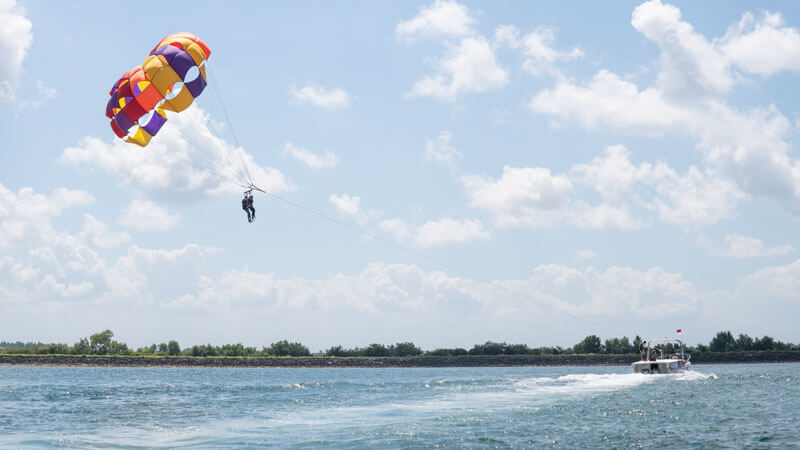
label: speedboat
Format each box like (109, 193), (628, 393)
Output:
(632, 338), (691, 374)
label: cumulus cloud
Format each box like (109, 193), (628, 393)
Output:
(530, 0), (800, 222)
(461, 166), (574, 229)
(60, 105), (291, 202)
(573, 145), (743, 229)
(80, 214), (130, 249)
(632, 0), (733, 100)
(0, 184), (93, 252)
(410, 36), (508, 102)
(530, 70), (694, 136)
(103, 244), (208, 303)
(396, 0), (475, 42)
(284, 142), (339, 169)
(379, 217), (490, 248)
(457, 144), (744, 231)
(2, 184), (799, 347)
(399, 1), (508, 102)
(289, 84), (352, 110)
(329, 193), (369, 224)
(0, 184), (107, 307)
(720, 11), (800, 76)
(700, 233), (794, 259)
(0, 0), (32, 104)
(424, 130), (463, 168)
(494, 25), (583, 77)
(118, 199), (181, 232)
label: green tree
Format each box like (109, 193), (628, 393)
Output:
(109, 341), (129, 355)
(72, 337), (91, 355)
(426, 348), (468, 356)
(167, 340), (181, 356)
(90, 330), (115, 355)
(390, 342), (423, 357)
(469, 341), (505, 355)
(753, 336), (775, 351)
(266, 340), (310, 357)
(325, 345), (346, 357)
(736, 334), (753, 351)
(709, 331), (736, 352)
(573, 335), (602, 354)
(363, 343), (390, 357)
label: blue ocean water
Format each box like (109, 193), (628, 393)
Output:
(0, 364), (797, 448)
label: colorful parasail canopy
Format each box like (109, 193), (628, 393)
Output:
(106, 33), (211, 147)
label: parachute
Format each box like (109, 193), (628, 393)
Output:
(106, 33), (211, 147)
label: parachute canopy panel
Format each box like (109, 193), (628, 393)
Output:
(105, 32), (210, 147)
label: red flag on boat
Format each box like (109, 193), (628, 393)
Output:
(677, 329), (682, 333)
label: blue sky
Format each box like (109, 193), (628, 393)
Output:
(2, 0), (799, 351)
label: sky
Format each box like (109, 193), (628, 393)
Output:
(2, 0), (800, 352)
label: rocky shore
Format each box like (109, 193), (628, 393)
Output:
(2, 351), (798, 368)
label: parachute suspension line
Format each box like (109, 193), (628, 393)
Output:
(192, 73), (248, 186)
(264, 191), (626, 338)
(205, 63), (254, 187)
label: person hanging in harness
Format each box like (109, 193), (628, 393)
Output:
(242, 191), (252, 223)
(247, 193), (255, 220)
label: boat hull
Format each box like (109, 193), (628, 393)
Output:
(632, 359), (689, 374)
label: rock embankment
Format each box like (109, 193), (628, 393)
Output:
(1, 352), (798, 368)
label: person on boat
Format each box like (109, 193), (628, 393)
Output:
(247, 194), (255, 220)
(242, 192), (252, 223)
(639, 341), (647, 360)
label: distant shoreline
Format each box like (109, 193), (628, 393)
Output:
(2, 352), (798, 368)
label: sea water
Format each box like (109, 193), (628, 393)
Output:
(0, 364), (797, 448)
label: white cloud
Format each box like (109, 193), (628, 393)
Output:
(329, 193), (368, 224)
(415, 217), (490, 247)
(0, 184), (93, 252)
(573, 145), (743, 229)
(60, 105), (292, 201)
(80, 214), (130, 249)
(399, 2), (507, 102)
(379, 217), (490, 248)
(16, 80), (58, 109)
(461, 166), (574, 229)
(0, 184), (108, 306)
(494, 25), (583, 77)
(396, 0), (475, 42)
(507, 264), (699, 318)
(721, 11), (800, 76)
(458, 144), (743, 231)
(284, 142), (339, 169)
(424, 130), (463, 168)
(289, 84), (352, 110)
(530, 70), (693, 136)
(2, 186), (799, 347)
(118, 199), (181, 232)
(530, 1), (800, 222)
(632, 0), (733, 100)
(701, 233), (794, 259)
(103, 244), (208, 303)
(701, 258), (800, 337)
(0, 0), (32, 104)
(410, 36), (508, 102)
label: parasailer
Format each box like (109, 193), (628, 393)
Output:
(106, 33), (266, 215)
(242, 191), (252, 223)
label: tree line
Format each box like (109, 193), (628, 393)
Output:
(1, 330), (797, 357)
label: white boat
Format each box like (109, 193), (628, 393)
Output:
(632, 338), (691, 374)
